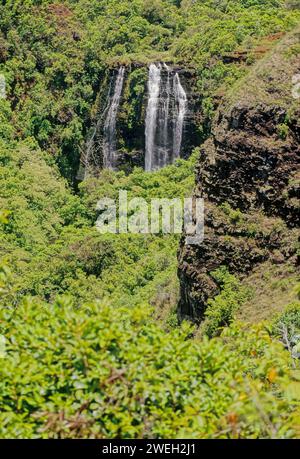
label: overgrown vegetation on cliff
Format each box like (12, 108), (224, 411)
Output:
(1, 0), (299, 180)
(0, 0), (300, 439)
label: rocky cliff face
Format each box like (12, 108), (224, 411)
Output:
(178, 28), (300, 321)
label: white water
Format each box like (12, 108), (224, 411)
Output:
(162, 63), (171, 150)
(83, 79), (113, 178)
(145, 63), (162, 171)
(173, 72), (187, 160)
(84, 63), (187, 175)
(145, 64), (187, 171)
(103, 66), (125, 169)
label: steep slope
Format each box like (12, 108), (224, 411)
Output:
(178, 26), (300, 321)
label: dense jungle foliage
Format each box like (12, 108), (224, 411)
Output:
(0, 0), (300, 438)
(1, 0), (300, 180)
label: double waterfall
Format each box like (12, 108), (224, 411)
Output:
(145, 63), (187, 171)
(85, 63), (187, 173)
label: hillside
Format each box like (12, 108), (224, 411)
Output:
(178, 25), (300, 323)
(0, 0), (299, 440)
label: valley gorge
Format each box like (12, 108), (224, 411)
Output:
(80, 27), (300, 325)
(79, 26), (300, 326)
(1, 0), (300, 440)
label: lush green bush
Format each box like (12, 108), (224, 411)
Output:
(272, 298), (300, 359)
(203, 267), (251, 338)
(0, 291), (299, 439)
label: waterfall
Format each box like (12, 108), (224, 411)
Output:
(157, 63), (171, 169)
(173, 72), (187, 160)
(82, 79), (113, 179)
(145, 63), (162, 171)
(103, 66), (125, 169)
(83, 63), (188, 176)
(145, 64), (187, 171)
(162, 63), (171, 150)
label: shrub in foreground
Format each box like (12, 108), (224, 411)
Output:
(0, 295), (299, 439)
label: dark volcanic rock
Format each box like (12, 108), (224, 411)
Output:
(198, 104), (299, 224)
(178, 28), (300, 321)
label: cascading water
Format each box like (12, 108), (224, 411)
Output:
(173, 72), (187, 161)
(81, 79), (113, 179)
(145, 63), (162, 171)
(157, 63), (171, 168)
(103, 66), (125, 169)
(162, 63), (171, 153)
(83, 63), (188, 177)
(145, 63), (187, 171)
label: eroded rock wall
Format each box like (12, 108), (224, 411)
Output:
(178, 28), (300, 321)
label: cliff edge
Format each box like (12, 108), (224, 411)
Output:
(178, 27), (300, 322)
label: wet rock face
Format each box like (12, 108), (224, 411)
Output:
(178, 30), (300, 322)
(175, 67), (202, 161)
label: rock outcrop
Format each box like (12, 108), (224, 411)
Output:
(178, 28), (300, 321)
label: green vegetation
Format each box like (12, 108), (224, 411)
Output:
(0, 141), (196, 309)
(1, 142), (299, 437)
(1, 1), (299, 181)
(278, 122), (290, 139)
(272, 296), (300, 355)
(1, 285), (300, 438)
(202, 267), (252, 338)
(0, 0), (299, 439)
